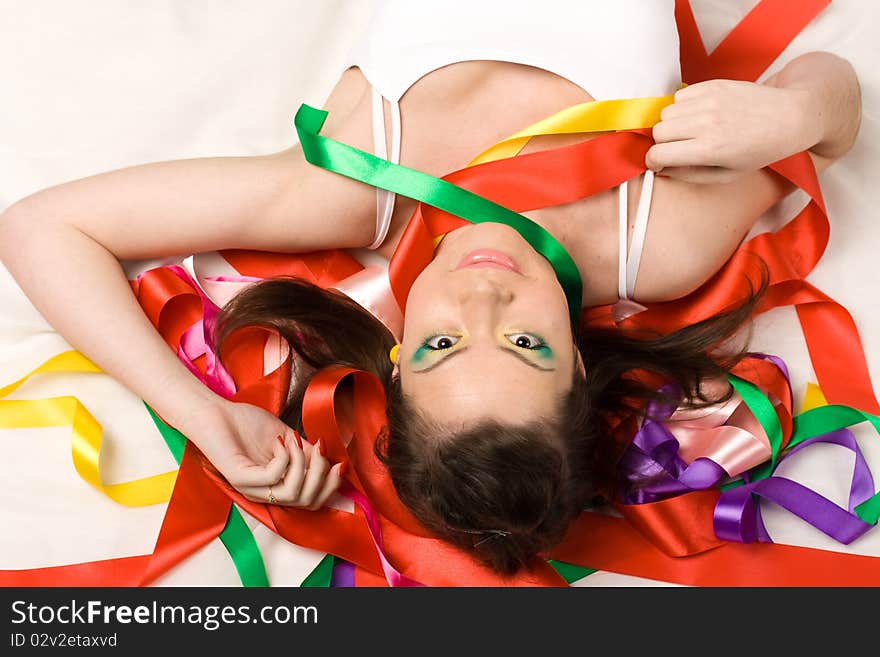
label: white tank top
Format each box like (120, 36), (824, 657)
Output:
(346, 0), (681, 101)
(344, 0), (680, 304)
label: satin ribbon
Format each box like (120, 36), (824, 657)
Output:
(621, 377), (775, 505)
(158, 0), (880, 584)
(619, 356), (786, 499)
(715, 429), (876, 544)
(0, 357), (270, 586)
(330, 265), (404, 342)
(614, 354), (791, 551)
(467, 95), (672, 165)
(6, 0), (873, 588)
(0, 264), (286, 586)
(0, 351), (176, 506)
(620, 360), (879, 547)
(150, 0), (872, 584)
(714, 381), (880, 543)
(676, 0), (832, 85)
(143, 404), (270, 587)
(302, 554), (336, 587)
(557, 380), (880, 583)
(294, 102), (583, 321)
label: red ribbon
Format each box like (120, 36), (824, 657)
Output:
(6, 0), (876, 587)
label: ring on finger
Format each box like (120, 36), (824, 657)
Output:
(267, 486), (278, 504)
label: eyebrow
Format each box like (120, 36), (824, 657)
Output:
(411, 346), (557, 374)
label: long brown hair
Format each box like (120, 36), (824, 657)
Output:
(214, 261), (769, 574)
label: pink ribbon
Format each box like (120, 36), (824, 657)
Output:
(331, 265), (404, 343)
(663, 391), (773, 478)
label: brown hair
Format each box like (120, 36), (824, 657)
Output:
(214, 263), (768, 574)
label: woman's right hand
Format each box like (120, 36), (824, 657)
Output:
(645, 79), (817, 184)
(185, 400), (345, 510)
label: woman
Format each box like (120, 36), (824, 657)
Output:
(0, 1), (861, 574)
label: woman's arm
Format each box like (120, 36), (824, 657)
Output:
(646, 51), (861, 183)
(0, 129), (371, 503)
(0, 149), (372, 420)
(632, 51), (861, 301)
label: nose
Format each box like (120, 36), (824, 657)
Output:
(457, 274), (515, 305)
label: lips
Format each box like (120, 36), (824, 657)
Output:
(455, 249), (521, 273)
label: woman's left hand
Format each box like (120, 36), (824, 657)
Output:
(645, 79), (818, 184)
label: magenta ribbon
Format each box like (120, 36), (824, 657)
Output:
(341, 483), (424, 587)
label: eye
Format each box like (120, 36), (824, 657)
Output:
(506, 333), (547, 350)
(424, 335), (461, 350)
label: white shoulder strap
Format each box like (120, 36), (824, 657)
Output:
(367, 88), (401, 250)
(617, 170), (655, 299)
(626, 169), (655, 299)
(617, 180), (629, 300)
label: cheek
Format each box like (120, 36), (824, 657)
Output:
(523, 285), (570, 327)
(402, 262), (459, 322)
(400, 269), (449, 349)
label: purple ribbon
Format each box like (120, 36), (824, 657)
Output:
(715, 428), (876, 544)
(331, 559), (356, 587)
(620, 354), (877, 548)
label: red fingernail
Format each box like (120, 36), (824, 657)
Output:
(291, 431), (303, 449)
(338, 461), (348, 478)
(316, 438), (326, 457)
(276, 434), (285, 446)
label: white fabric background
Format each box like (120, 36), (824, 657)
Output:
(0, 0), (878, 586)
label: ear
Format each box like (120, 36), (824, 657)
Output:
(390, 343), (401, 378)
(574, 344), (586, 378)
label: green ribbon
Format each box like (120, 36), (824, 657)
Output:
(788, 404), (880, 524)
(548, 559), (597, 584)
(301, 554), (335, 587)
(294, 103), (583, 321)
(145, 403), (270, 587)
(717, 383), (880, 525)
(727, 375), (784, 482)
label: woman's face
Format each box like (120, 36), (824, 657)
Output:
(398, 222), (580, 426)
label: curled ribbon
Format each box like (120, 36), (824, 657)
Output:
(0, 351), (176, 506)
(6, 0), (876, 589)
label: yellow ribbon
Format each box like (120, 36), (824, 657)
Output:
(801, 382), (829, 413)
(424, 94), (672, 252)
(0, 350), (176, 506)
(467, 94), (673, 165)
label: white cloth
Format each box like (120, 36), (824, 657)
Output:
(346, 0), (681, 103)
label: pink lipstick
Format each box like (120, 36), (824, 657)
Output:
(455, 249), (521, 273)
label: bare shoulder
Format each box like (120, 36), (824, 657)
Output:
(558, 167), (796, 307)
(631, 168), (795, 303)
(259, 68), (379, 252)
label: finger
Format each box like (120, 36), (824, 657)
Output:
(672, 82), (708, 103)
(659, 97), (704, 122)
(646, 139), (713, 171)
(270, 435), (309, 504)
(657, 166), (741, 185)
(265, 434), (292, 480)
(651, 117), (706, 145)
(295, 441), (330, 507)
(227, 437), (290, 488)
(305, 462), (345, 511)
(673, 79), (731, 103)
(237, 483), (279, 505)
